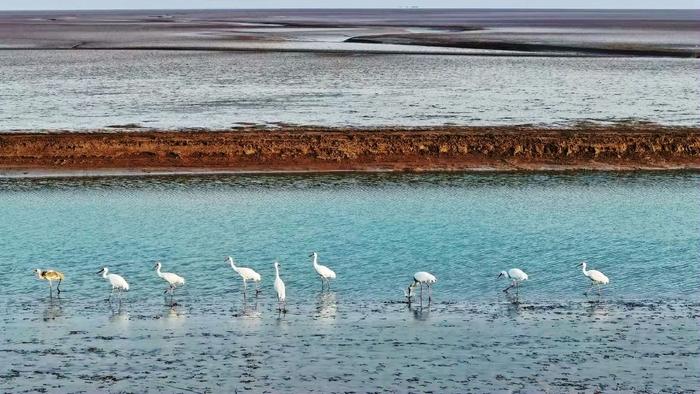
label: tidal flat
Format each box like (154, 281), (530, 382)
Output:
(2, 297), (698, 393)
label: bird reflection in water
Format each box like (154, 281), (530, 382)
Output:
(315, 291), (337, 320)
(505, 290), (522, 305)
(239, 293), (262, 319)
(109, 302), (129, 324)
(42, 296), (63, 321)
(163, 304), (186, 325)
(408, 303), (431, 321)
(586, 299), (610, 319)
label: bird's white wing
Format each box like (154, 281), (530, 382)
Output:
(510, 268), (528, 281)
(110, 274), (129, 290)
(163, 272), (185, 285)
(238, 267), (261, 281)
(274, 278), (286, 301)
(415, 272), (437, 283)
(317, 265), (336, 279)
(589, 270), (609, 284)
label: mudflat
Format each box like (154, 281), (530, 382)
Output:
(1, 125), (699, 175)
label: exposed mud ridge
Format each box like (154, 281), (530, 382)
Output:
(1, 125), (700, 174)
(346, 34), (700, 58)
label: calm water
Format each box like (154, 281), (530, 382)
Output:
(1, 172), (698, 305)
(1, 50), (698, 130)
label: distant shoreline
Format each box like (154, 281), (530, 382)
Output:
(1, 125), (699, 176)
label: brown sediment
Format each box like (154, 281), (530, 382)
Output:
(1, 125), (700, 175)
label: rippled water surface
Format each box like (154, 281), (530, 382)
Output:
(1, 50), (698, 129)
(1, 172), (698, 303)
(1, 172), (698, 392)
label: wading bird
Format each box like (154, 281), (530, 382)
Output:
(578, 261), (609, 295)
(498, 268), (529, 294)
(33, 269), (65, 296)
(154, 261), (185, 297)
(406, 271), (437, 304)
(310, 252), (336, 290)
(97, 267), (129, 300)
(226, 256), (262, 294)
(273, 261), (286, 312)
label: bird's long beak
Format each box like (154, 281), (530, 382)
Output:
(153, 263), (158, 269)
(308, 253), (313, 257)
(96, 269), (103, 274)
(497, 273), (503, 279)
(575, 262), (583, 267)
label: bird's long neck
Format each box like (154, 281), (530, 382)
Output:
(156, 265), (164, 278)
(102, 269), (108, 279)
(581, 263), (590, 277)
(312, 254), (318, 268)
(275, 265), (280, 278)
(229, 259), (238, 272)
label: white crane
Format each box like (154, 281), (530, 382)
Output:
(273, 260), (286, 312)
(578, 261), (609, 295)
(310, 252), (336, 290)
(154, 261), (185, 296)
(226, 256), (262, 294)
(406, 271), (437, 304)
(33, 269), (65, 296)
(498, 268), (529, 294)
(97, 267), (129, 301)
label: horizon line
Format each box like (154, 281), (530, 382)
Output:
(2, 7), (699, 11)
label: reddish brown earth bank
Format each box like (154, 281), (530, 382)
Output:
(1, 126), (699, 174)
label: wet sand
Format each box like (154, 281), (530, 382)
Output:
(346, 33), (700, 58)
(1, 296), (698, 393)
(1, 9), (698, 57)
(1, 126), (700, 175)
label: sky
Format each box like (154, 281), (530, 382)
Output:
(0, 0), (698, 10)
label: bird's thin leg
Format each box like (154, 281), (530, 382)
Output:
(327, 279), (331, 291)
(428, 285), (432, 303)
(57, 279), (62, 294)
(255, 281), (260, 295)
(503, 283), (514, 293)
(585, 283), (595, 296)
(320, 278), (324, 291)
(419, 283), (424, 305)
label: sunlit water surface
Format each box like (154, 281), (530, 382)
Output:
(1, 50), (698, 129)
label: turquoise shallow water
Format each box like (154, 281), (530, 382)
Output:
(1, 172), (699, 392)
(0, 172), (698, 306)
